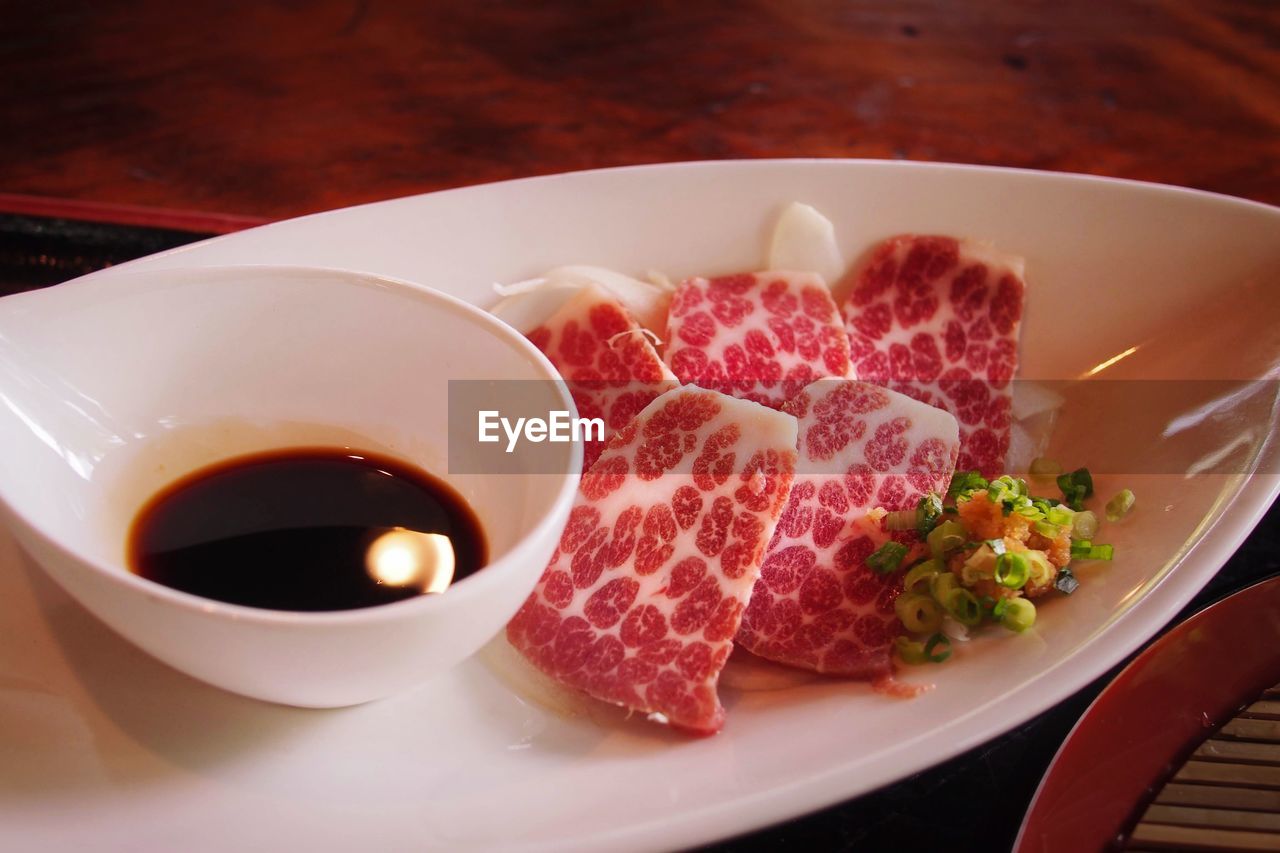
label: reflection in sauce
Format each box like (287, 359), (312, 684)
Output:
(127, 448), (486, 611)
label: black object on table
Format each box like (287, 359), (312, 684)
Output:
(2, 211), (1276, 853)
(0, 213), (204, 294)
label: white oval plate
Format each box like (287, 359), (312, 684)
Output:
(2, 161), (1279, 852)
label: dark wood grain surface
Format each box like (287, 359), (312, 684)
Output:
(3, 1), (1278, 220)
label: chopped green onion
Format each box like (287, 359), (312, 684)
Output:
(985, 538), (1008, 556)
(894, 633), (952, 665)
(1046, 505), (1075, 527)
(994, 552), (1031, 589)
(927, 520), (968, 557)
(890, 493), (946, 535)
(983, 481), (1013, 514)
(977, 475), (1054, 519)
(1065, 467), (1095, 494)
(1061, 487), (1086, 512)
(867, 541), (910, 574)
(1029, 457), (1063, 480)
(1071, 510), (1099, 540)
(999, 597), (1036, 632)
(986, 477), (1009, 502)
(993, 475), (1028, 499)
(991, 597), (1010, 620)
(944, 587), (983, 626)
(1106, 488), (1135, 522)
(1070, 540), (1114, 561)
(1033, 520), (1061, 538)
(963, 542), (996, 563)
(923, 632), (951, 662)
(960, 545), (996, 585)
(1031, 498), (1057, 515)
(884, 509), (917, 531)
(894, 636), (929, 665)
(916, 493), (944, 535)
(1054, 567), (1080, 595)
(1056, 467), (1094, 511)
(903, 559), (943, 594)
(1026, 550), (1055, 587)
(947, 470), (988, 500)
(929, 570), (958, 604)
(895, 593), (944, 634)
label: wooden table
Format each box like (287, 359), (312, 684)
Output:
(3, 0), (1278, 223)
(3, 2), (1279, 850)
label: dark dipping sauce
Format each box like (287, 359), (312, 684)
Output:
(127, 448), (487, 611)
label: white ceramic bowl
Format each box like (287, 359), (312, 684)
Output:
(0, 265), (579, 707)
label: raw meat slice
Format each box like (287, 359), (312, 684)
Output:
(839, 235), (1025, 477)
(506, 386), (798, 735)
(525, 283), (677, 471)
(737, 378), (960, 679)
(664, 271), (854, 411)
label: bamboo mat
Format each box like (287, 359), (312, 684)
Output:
(1128, 685), (1280, 851)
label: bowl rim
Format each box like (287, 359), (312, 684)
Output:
(0, 263), (582, 626)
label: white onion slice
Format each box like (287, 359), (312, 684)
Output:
(942, 616), (971, 643)
(1004, 421), (1037, 474)
(645, 269), (675, 291)
(957, 239), (1028, 280)
(767, 202), (844, 286)
(488, 265), (671, 337)
(492, 276), (554, 297)
(489, 286), (581, 335)
(1011, 380), (1065, 421)
(546, 266), (672, 336)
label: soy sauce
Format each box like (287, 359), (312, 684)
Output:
(127, 449), (487, 611)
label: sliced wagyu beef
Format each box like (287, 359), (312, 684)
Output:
(525, 283), (678, 471)
(664, 272), (854, 410)
(839, 236), (1025, 477)
(737, 378), (960, 679)
(507, 386), (798, 735)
